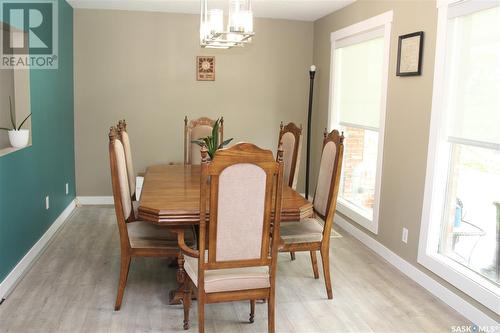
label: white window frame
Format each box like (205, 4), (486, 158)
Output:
(418, 0), (500, 315)
(328, 11), (393, 234)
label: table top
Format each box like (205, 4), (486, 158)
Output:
(138, 164), (313, 226)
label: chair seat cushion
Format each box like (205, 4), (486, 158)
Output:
(184, 253), (270, 293)
(280, 218), (324, 244)
(127, 221), (194, 249)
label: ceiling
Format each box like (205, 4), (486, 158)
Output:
(67, 0), (355, 21)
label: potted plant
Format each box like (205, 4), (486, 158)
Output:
(0, 96), (31, 148)
(191, 118), (233, 159)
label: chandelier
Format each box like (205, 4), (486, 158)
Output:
(200, 0), (255, 49)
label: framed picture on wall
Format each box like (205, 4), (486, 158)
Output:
(197, 56), (215, 81)
(396, 31), (424, 76)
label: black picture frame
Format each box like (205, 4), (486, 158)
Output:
(396, 31), (424, 76)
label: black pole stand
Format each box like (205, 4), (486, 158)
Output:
(305, 66), (316, 200)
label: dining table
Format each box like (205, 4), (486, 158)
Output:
(137, 164), (314, 304)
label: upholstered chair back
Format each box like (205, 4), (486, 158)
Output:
(278, 122), (302, 189)
(312, 130), (344, 221)
(112, 135), (133, 221)
(198, 143), (284, 270)
(117, 120), (136, 198)
(184, 116), (223, 165)
(108, 127), (133, 248)
(216, 163), (267, 261)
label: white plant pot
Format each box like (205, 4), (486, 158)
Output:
(8, 129), (30, 148)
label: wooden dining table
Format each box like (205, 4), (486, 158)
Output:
(138, 164), (314, 225)
(137, 164), (314, 304)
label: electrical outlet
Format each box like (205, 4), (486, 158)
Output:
(65, 183), (69, 195)
(402, 228), (408, 244)
(45, 196), (50, 210)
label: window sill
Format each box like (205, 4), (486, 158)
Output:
(418, 251), (500, 315)
(337, 199), (378, 234)
(0, 144), (32, 158)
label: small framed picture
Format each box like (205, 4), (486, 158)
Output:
(396, 31), (424, 76)
(197, 56), (215, 81)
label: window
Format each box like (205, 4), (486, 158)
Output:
(329, 12), (392, 233)
(419, 0), (500, 314)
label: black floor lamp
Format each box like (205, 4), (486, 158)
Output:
(305, 65), (316, 200)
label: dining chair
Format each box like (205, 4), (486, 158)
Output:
(278, 121), (302, 190)
(279, 129), (344, 299)
(108, 126), (194, 311)
(174, 143), (284, 333)
(117, 119), (138, 201)
(184, 116), (223, 165)
(278, 122), (303, 260)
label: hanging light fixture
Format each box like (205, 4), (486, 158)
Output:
(200, 0), (254, 49)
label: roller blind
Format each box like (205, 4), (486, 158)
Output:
(332, 29), (385, 130)
(444, 2), (500, 148)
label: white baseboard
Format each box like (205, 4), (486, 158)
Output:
(76, 196), (113, 205)
(335, 214), (498, 327)
(0, 200), (76, 300)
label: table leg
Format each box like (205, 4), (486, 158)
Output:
(169, 253), (186, 305)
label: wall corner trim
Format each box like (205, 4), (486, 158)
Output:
(335, 214), (498, 326)
(0, 200), (77, 300)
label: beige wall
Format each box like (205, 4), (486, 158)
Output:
(74, 9), (313, 196)
(0, 67), (15, 149)
(312, 0), (499, 321)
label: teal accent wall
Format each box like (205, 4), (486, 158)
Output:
(0, 0), (74, 282)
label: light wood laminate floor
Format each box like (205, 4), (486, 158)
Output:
(0, 206), (468, 333)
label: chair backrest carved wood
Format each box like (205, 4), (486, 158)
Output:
(278, 122), (302, 190)
(108, 127), (135, 252)
(197, 143), (284, 279)
(184, 116), (224, 165)
(117, 120), (136, 199)
(312, 129), (344, 241)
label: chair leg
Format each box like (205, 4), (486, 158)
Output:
(320, 248), (333, 299)
(114, 255), (131, 311)
(249, 299), (256, 323)
(182, 286), (192, 330)
(310, 251), (319, 279)
(198, 296), (205, 333)
(268, 293), (275, 333)
(290, 252), (296, 261)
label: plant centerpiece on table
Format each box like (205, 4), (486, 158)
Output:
(191, 117), (233, 159)
(0, 96), (32, 148)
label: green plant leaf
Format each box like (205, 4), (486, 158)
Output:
(17, 113), (31, 130)
(9, 96), (16, 129)
(208, 137), (215, 154)
(218, 138), (233, 149)
(212, 118), (219, 149)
